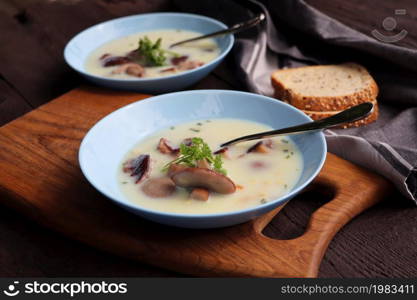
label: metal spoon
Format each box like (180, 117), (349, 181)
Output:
(169, 13), (265, 48)
(220, 102), (374, 147)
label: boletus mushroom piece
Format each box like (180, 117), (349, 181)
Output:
(190, 188), (209, 201)
(141, 177), (176, 198)
(170, 167), (236, 194)
(122, 154), (150, 184)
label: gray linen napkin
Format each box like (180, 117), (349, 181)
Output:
(175, 0), (417, 203)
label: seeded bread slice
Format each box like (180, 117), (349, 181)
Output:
(302, 99), (379, 128)
(271, 63), (379, 111)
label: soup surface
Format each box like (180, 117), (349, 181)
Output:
(85, 29), (220, 79)
(118, 119), (303, 214)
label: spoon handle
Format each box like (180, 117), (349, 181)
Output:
(170, 13), (265, 48)
(220, 102), (374, 147)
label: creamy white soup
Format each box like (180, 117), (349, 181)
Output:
(85, 29), (220, 79)
(118, 119), (303, 214)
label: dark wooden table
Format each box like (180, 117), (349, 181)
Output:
(0, 0), (416, 277)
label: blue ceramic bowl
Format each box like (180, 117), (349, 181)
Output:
(79, 90), (327, 228)
(64, 13), (234, 93)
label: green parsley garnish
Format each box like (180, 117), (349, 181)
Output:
(163, 137), (227, 175)
(136, 36), (180, 67)
(213, 154), (226, 175)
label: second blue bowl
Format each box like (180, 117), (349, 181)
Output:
(64, 13), (234, 93)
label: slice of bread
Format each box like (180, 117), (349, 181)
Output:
(302, 99), (379, 128)
(271, 63), (379, 111)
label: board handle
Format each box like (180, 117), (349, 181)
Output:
(250, 153), (393, 277)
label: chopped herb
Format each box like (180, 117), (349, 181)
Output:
(196, 122), (203, 126)
(291, 151), (294, 155)
(284, 184), (288, 189)
(281, 139), (289, 144)
(170, 126), (175, 130)
(286, 155), (290, 159)
(189, 128), (200, 132)
(136, 36), (180, 67)
(121, 181), (128, 184)
(213, 153), (227, 175)
(260, 198), (267, 204)
(283, 149), (289, 152)
(206, 120), (211, 123)
(163, 137), (227, 175)
(137, 36), (165, 66)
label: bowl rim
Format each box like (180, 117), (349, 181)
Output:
(64, 12), (234, 83)
(78, 89), (327, 220)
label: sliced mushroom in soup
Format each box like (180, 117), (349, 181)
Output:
(118, 119), (303, 214)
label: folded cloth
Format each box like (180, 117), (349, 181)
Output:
(175, 0), (417, 203)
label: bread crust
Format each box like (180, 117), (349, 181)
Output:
(302, 100), (379, 128)
(271, 63), (379, 111)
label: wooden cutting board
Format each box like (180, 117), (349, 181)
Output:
(0, 86), (392, 277)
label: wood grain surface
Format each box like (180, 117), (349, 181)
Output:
(0, 87), (393, 277)
(307, 0), (417, 50)
(0, 0), (416, 277)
